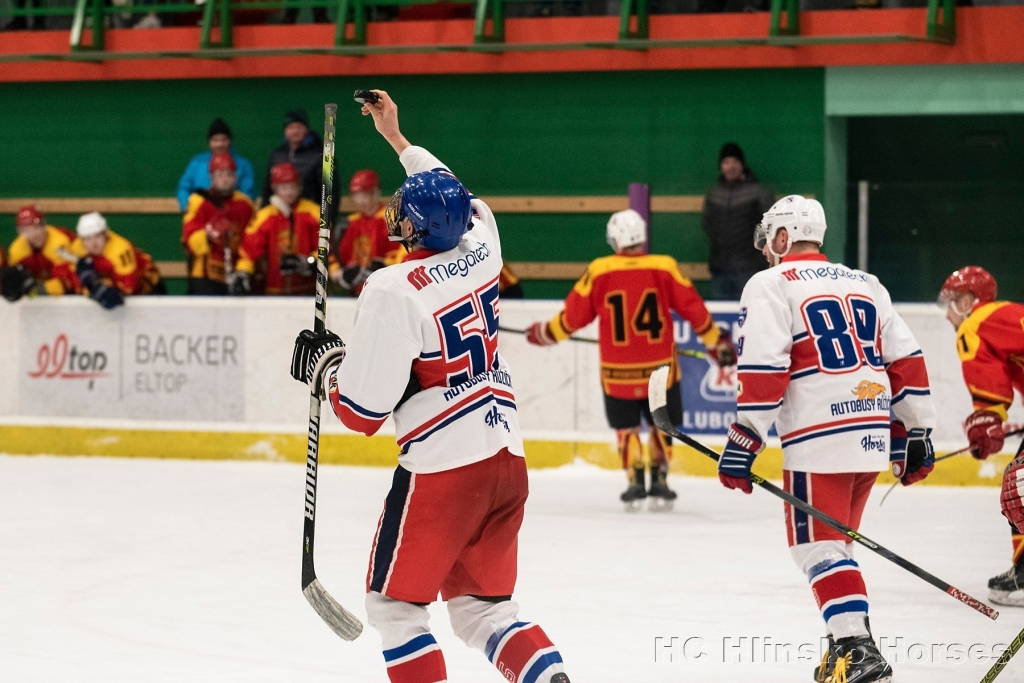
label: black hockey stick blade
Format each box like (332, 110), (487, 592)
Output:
(879, 426), (1024, 507)
(980, 622), (1024, 682)
(647, 365), (999, 622)
(303, 578), (364, 641)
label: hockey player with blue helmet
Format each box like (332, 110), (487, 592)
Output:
(290, 90), (571, 683)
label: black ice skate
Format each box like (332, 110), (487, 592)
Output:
(648, 466), (677, 511)
(621, 466), (647, 511)
(550, 675), (571, 683)
(814, 635), (836, 682)
(988, 564), (1024, 607)
(826, 635), (892, 683)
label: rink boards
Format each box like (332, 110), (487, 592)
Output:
(0, 296), (1020, 485)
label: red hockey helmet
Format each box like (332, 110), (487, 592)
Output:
(940, 266), (997, 306)
(349, 169), (379, 194)
(270, 162), (300, 186)
(16, 205), (44, 228)
(209, 152), (237, 173)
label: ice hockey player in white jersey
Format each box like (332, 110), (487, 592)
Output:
(718, 196), (936, 683)
(290, 91), (569, 683)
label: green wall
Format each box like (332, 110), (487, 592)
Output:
(0, 69), (826, 298)
(847, 114), (1024, 302)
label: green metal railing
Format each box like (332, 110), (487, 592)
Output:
(0, 0), (958, 62)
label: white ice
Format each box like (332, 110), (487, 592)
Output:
(1, 455), (1021, 683)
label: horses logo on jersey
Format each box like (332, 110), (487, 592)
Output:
(852, 381), (886, 400)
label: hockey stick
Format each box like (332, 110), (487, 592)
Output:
(499, 325), (708, 359)
(299, 103), (363, 642)
(980, 623), (1024, 682)
(646, 365), (1000, 621)
(879, 427), (1024, 507)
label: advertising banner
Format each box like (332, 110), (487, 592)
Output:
(674, 309), (741, 437)
(19, 304), (244, 422)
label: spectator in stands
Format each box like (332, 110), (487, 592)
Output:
(2, 205), (77, 301)
(182, 153), (255, 295)
(701, 142), (774, 300)
(232, 162), (320, 296)
(69, 212), (165, 309)
(329, 169), (403, 295)
(261, 109), (337, 219)
(177, 118), (256, 211)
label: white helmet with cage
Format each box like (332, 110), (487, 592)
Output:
(753, 195), (826, 259)
(606, 209), (647, 253)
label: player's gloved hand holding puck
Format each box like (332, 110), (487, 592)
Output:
(965, 409), (1004, 460)
(891, 421), (934, 486)
(291, 329), (346, 398)
(719, 423), (764, 494)
(525, 322), (556, 346)
(1001, 455), (1024, 533)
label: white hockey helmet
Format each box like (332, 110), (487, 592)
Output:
(77, 211), (108, 238)
(754, 195), (826, 256)
(606, 209), (646, 252)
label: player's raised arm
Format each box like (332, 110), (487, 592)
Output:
(360, 90), (450, 176)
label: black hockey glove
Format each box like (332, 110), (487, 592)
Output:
(291, 329), (346, 398)
(227, 270), (250, 296)
(335, 264), (370, 291)
(280, 254), (315, 278)
(77, 257), (124, 309)
(1, 265), (38, 302)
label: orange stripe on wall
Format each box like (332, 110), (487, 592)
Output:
(0, 7), (1023, 83)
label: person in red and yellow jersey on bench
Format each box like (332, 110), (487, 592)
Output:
(2, 205), (77, 301)
(526, 209), (736, 508)
(68, 212), (165, 309)
(330, 169), (404, 295)
(232, 162), (320, 296)
(182, 152), (254, 295)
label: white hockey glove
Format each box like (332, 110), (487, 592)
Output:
(291, 329), (346, 398)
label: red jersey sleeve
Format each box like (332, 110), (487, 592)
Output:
(548, 265), (599, 340)
(957, 302), (1024, 420)
(662, 263), (720, 348)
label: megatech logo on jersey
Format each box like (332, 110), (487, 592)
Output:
(407, 243), (493, 290)
(780, 265), (868, 283)
(28, 333), (109, 389)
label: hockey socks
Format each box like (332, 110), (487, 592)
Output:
(808, 558), (870, 640)
(383, 633), (447, 683)
(486, 622), (565, 683)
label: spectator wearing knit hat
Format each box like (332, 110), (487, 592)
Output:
(177, 118), (257, 211)
(701, 142), (775, 300)
(260, 109), (338, 221)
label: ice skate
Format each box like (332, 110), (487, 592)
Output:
(647, 466), (677, 511)
(988, 564), (1024, 607)
(550, 675), (571, 683)
(814, 635), (836, 682)
(825, 635), (892, 683)
(621, 467), (647, 511)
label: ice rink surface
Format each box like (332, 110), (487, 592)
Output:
(2, 454), (1023, 683)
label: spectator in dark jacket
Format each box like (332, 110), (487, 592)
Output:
(177, 118), (256, 211)
(701, 142), (774, 300)
(261, 109), (337, 218)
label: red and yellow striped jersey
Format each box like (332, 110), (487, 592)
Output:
(547, 254), (720, 400)
(955, 301), (1024, 420)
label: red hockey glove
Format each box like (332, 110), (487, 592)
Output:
(526, 321), (557, 346)
(708, 332), (737, 368)
(1000, 455), (1024, 533)
(205, 216), (236, 246)
(718, 423), (764, 495)
(965, 409), (1004, 460)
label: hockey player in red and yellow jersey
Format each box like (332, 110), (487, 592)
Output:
(329, 169), (404, 295)
(3, 205), (77, 300)
(939, 267), (1024, 606)
(232, 163), (320, 296)
(68, 212), (165, 309)
(526, 209), (736, 507)
(182, 152), (254, 295)
(721, 196), (936, 683)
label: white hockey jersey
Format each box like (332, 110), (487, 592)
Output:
(736, 253), (936, 473)
(324, 146), (524, 474)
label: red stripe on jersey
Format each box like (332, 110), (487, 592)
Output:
(329, 391), (388, 436)
(810, 568), (867, 610)
(412, 357), (449, 391)
(397, 386), (516, 447)
(385, 650), (447, 683)
(780, 415), (886, 441)
(790, 338), (818, 374)
(886, 355), (929, 396)
(737, 371), (789, 404)
(494, 626), (555, 679)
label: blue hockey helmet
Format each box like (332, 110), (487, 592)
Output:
(385, 170), (472, 252)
